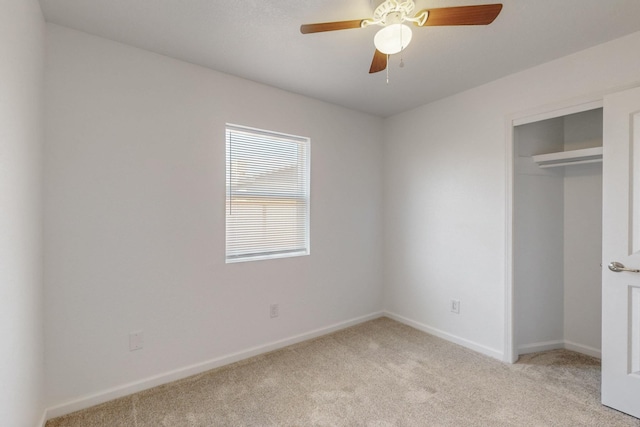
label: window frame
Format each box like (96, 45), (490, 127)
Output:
(225, 123), (310, 263)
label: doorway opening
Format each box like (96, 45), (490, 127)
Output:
(505, 99), (604, 363)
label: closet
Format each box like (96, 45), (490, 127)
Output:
(513, 108), (603, 358)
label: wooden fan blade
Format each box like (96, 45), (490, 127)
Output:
(369, 49), (387, 74)
(300, 19), (364, 34)
(418, 4), (502, 26)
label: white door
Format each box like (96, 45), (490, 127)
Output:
(602, 86), (640, 418)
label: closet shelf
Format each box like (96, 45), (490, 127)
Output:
(532, 147), (603, 168)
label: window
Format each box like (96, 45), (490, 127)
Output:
(225, 124), (310, 263)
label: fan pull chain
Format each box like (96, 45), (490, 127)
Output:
(386, 54), (390, 84)
(399, 26), (404, 69)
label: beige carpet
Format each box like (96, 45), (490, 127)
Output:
(46, 317), (640, 426)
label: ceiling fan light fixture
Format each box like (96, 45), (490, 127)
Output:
(374, 23), (412, 55)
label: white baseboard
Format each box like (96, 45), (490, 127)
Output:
(564, 340), (601, 359)
(383, 311), (504, 361)
(518, 339), (601, 359)
(518, 340), (564, 355)
(38, 409), (47, 427)
(45, 311), (384, 420)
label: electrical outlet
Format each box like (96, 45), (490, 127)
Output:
(129, 331), (144, 351)
(450, 299), (460, 314)
(270, 303), (279, 318)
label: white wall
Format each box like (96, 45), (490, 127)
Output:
(44, 24), (384, 410)
(563, 109), (603, 354)
(514, 118), (565, 351)
(0, 0), (45, 425)
(383, 31), (640, 359)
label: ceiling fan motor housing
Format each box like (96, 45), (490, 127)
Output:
(372, 0), (415, 25)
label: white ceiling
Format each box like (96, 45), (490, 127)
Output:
(39, 0), (640, 117)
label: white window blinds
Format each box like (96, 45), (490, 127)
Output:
(225, 124), (310, 263)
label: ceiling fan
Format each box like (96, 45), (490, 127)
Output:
(300, 1), (502, 74)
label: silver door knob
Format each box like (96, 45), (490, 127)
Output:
(608, 261), (640, 273)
